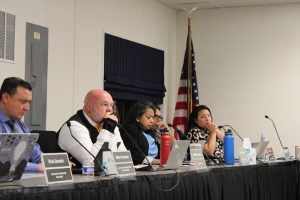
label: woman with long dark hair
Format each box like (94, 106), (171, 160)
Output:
(120, 101), (160, 165)
(187, 105), (225, 159)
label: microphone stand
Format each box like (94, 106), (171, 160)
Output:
(265, 115), (291, 160)
(219, 125), (243, 141)
(66, 121), (106, 176)
(264, 115), (283, 148)
(167, 124), (190, 140)
(117, 124), (155, 171)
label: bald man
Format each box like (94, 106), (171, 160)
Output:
(57, 89), (126, 168)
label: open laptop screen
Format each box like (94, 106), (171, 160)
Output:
(251, 141), (270, 159)
(164, 140), (190, 170)
(0, 133), (39, 182)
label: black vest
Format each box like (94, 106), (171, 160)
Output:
(57, 110), (98, 168)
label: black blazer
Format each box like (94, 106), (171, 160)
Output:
(120, 123), (159, 165)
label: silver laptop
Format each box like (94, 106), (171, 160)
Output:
(158, 140), (190, 170)
(251, 141), (270, 159)
(0, 133), (39, 182)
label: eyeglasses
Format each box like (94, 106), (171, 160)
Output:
(154, 115), (163, 120)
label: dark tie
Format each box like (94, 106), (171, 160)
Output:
(7, 121), (16, 132)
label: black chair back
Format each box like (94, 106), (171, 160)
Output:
(31, 130), (58, 153)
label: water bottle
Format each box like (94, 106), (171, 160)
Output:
(224, 129), (234, 165)
(82, 157), (94, 176)
(243, 137), (252, 163)
(160, 128), (171, 167)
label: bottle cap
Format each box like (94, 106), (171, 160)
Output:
(160, 128), (169, 134)
(225, 129), (233, 135)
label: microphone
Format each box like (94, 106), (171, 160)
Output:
(117, 124), (155, 171)
(264, 115), (283, 148)
(218, 125), (243, 141)
(167, 123), (190, 140)
(66, 121), (106, 176)
(265, 115), (292, 160)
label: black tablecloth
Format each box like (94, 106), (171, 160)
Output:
(1, 161), (299, 200)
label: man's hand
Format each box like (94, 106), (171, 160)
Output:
(37, 163), (44, 173)
(102, 117), (118, 133)
(104, 113), (118, 123)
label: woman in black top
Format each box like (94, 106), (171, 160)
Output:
(119, 101), (160, 165)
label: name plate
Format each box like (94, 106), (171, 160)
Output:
(42, 153), (73, 184)
(190, 143), (207, 169)
(112, 151), (136, 176)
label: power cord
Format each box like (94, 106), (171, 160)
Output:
(145, 169), (180, 192)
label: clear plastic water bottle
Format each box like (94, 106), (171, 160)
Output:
(82, 157), (94, 176)
(224, 129), (234, 165)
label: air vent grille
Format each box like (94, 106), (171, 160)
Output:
(0, 11), (15, 62)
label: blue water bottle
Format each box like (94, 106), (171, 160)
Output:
(224, 129), (234, 165)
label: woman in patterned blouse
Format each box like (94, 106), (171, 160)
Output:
(187, 105), (225, 159)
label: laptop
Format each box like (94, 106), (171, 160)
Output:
(0, 133), (39, 182)
(157, 140), (190, 170)
(251, 141), (270, 159)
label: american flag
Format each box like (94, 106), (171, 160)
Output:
(172, 26), (199, 139)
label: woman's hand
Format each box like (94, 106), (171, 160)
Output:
(203, 121), (217, 156)
(205, 121), (217, 134)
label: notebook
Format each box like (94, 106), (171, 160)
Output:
(156, 140), (190, 170)
(251, 141), (270, 159)
(0, 133), (39, 182)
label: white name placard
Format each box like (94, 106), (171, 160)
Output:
(189, 143), (207, 169)
(42, 153), (73, 185)
(113, 151), (136, 176)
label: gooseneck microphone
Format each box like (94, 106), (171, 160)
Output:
(167, 123), (190, 140)
(117, 124), (155, 171)
(118, 124), (181, 192)
(218, 125), (243, 141)
(66, 121), (106, 176)
(264, 115), (283, 148)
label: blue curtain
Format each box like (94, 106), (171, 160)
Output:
(104, 33), (166, 104)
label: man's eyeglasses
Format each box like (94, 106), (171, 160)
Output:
(154, 115), (163, 120)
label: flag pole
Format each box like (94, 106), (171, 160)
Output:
(182, 8), (198, 123)
(187, 17), (192, 120)
(172, 7), (199, 136)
